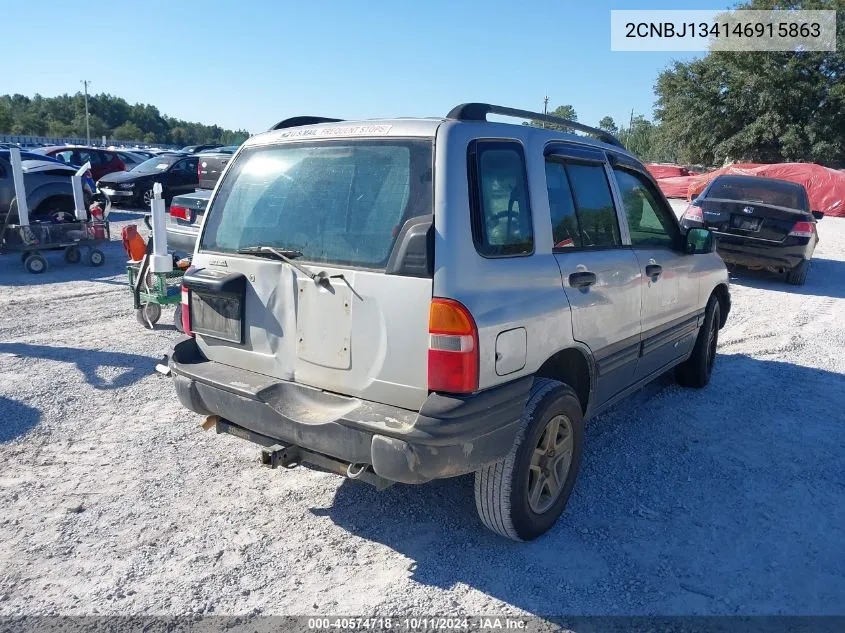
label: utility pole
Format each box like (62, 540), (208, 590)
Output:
(542, 95), (549, 128)
(81, 80), (91, 145)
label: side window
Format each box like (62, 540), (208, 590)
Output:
(613, 168), (679, 248)
(544, 160), (580, 248)
(565, 162), (621, 248)
(470, 141), (533, 257)
(77, 149), (102, 166)
(171, 160), (189, 173)
(54, 150), (74, 164)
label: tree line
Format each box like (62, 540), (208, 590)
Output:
(525, 0), (844, 169)
(0, 92), (250, 146)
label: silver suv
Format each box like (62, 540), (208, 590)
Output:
(168, 103), (730, 541)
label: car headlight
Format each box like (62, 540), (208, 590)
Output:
(119, 182), (135, 190)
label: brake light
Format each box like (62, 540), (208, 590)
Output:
(170, 205), (191, 221)
(428, 298), (478, 393)
(682, 204), (704, 222)
(789, 221), (814, 238)
(181, 285), (193, 336)
(197, 160), (202, 182)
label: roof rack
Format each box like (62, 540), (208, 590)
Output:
(446, 103), (624, 149)
(270, 116), (343, 131)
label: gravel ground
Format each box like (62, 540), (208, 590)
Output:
(1, 203), (844, 618)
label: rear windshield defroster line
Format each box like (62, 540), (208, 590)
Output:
(199, 139), (434, 269)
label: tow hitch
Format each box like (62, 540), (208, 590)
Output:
(204, 415), (393, 489)
(260, 444), (301, 469)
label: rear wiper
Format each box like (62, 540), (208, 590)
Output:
(237, 246), (315, 279)
(237, 245), (362, 300)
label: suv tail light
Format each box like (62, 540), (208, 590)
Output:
(197, 160), (202, 182)
(681, 204), (704, 222)
(428, 298), (478, 393)
(789, 221), (814, 238)
(181, 285), (193, 336)
(170, 205), (191, 221)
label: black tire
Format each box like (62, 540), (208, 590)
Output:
(173, 304), (184, 333)
(24, 253), (48, 275)
(676, 296), (720, 388)
(88, 249), (105, 267)
(474, 378), (584, 541)
(32, 196), (74, 222)
(136, 303), (162, 329)
(786, 259), (809, 286)
(64, 246), (82, 264)
(141, 188), (155, 210)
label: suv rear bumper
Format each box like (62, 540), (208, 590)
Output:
(168, 337), (531, 484)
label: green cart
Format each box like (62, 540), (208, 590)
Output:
(127, 262), (185, 330)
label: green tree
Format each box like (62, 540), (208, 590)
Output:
(654, 0), (844, 166)
(170, 126), (188, 145)
(73, 114), (108, 140)
(46, 119), (75, 137)
(598, 116), (619, 136)
(112, 122), (143, 141)
(0, 102), (12, 133)
(524, 104), (579, 131)
(620, 115), (658, 161)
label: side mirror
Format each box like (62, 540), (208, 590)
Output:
(685, 227), (715, 254)
(812, 210), (824, 220)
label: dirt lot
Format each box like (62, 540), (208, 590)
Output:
(1, 204), (844, 617)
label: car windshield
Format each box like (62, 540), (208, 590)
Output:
(200, 139), (433, 268)
(132, 156), (176, 173)
(708, 178), (807, 210)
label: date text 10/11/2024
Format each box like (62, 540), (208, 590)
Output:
(307, 617), (528, 631)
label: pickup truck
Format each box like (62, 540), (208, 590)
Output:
(165, 146), (237, 256)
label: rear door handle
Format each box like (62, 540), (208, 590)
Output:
(646, 264), (663, 278)
(569, 271), (597, 288)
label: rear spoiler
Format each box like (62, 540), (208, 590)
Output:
(269, 117), (343, 131)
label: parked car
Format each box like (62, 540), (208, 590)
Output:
(97, 153), (199, 208)
(113, 151), (147, 170)
(164, 146), (241, 255)
(180, 143), (224, 154)
(0, 151), (96, 223)
(127, 149), (156, 159)
(167, 104), (731, 541)
(679, 174), (823, 285)
(33, 146), (126, 181)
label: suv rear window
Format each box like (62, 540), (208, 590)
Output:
(200, 140), (433, 268)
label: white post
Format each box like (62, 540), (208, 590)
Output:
(9, 147), (30, 226)
(72, 162), (91, 221)
(149, 182), (172, 273)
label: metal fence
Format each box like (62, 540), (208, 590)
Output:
(0, 134), (179, 150)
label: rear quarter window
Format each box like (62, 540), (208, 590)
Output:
(200, 139), (433, 268)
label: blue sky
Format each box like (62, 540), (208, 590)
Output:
(3, 0), (729, 134)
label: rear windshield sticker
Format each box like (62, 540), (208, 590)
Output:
(277, 124), (393, 138)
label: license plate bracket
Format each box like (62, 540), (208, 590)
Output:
(190, 291), (244, 344)
(731, 215), (762, 231)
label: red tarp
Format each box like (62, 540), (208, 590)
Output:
(655, 175), (699, 199)
(687, 163), (845, 217)
(646, 163), (690, 179)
